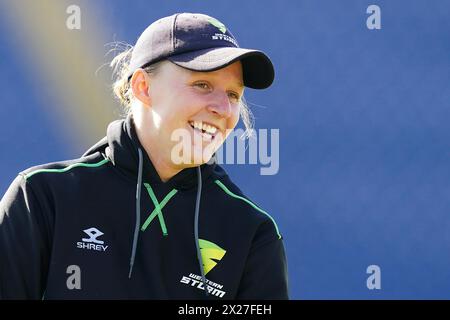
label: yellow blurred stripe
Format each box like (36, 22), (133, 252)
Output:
(2, 0), (120, 153)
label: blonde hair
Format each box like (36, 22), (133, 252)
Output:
(110, 43), (255, 138)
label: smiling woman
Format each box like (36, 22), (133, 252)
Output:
(128, 60), (244, 179)
(0, 12), (288, 300)
(111, 45), (257, 177)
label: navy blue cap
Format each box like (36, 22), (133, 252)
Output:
(127, 13), (274, 89)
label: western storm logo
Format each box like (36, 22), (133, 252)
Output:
(180, 239), (227, 297)
(76, 227), (108, 252)
(180, 274), (226, 298)
(207, 17), (226, 33)
(207, 17), (238, 47)
(199, 239), (226, 275)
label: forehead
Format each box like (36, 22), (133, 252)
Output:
(161, 60), (244, 88)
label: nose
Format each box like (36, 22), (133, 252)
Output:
(206, 91), (232, 119)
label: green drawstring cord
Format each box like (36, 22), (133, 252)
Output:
(141, 183), (178, 236)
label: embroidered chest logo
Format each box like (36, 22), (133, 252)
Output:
(180, 239), (227, 298)
(199, 239), (226, 275)
(76, 227), (108, 252)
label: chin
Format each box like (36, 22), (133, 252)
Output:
(191, 147), (214, 166)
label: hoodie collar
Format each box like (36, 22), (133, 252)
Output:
(103, 114), (216, 190)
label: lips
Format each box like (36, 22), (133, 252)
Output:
(189, 120), (219, 141)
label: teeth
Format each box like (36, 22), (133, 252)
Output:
(204, 124), (217, 134)
(189, 121), (218, 135)
(201, 131), (212, 141)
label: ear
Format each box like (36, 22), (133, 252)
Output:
(131, 68), (152, 106)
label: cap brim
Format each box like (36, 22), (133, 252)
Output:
(167, 47), (274, 89)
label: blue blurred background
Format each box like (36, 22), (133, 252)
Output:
(1, 0), (450, 299)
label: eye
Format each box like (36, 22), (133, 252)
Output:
(227, 91), (240, 103)
(193, 82), (211, 91)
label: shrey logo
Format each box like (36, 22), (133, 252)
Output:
(82, 227), (104, 244)
(77, 227), (108, 252)
(207, 17), (226, 33)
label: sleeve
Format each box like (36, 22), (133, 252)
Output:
(0, 174), (51, 299)
(236, 220), (289, 300)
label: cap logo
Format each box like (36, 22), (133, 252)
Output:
(207, 17), (226, 33)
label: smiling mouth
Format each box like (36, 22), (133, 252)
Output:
(189, 121), (218, 141)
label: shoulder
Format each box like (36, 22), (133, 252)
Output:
(18, 151), (110, 184)
(210, 169), (283, 243)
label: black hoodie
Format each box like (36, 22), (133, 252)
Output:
(0, 114), (289, 299)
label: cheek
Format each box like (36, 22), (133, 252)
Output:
(154, 95), (192, 130)
(166, 96), (204, 129)
(151, 81), (190, 118)
(227, 105), (241, 129)
(160, 111), (188, 138)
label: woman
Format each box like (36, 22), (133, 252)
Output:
(0, 13), (288, 299)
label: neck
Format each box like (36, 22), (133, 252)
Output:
(131, 109), (179, 182)
(145, 146), (183, 182)
(135, 131), (182, 183)
(131, 108), (192, 182)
